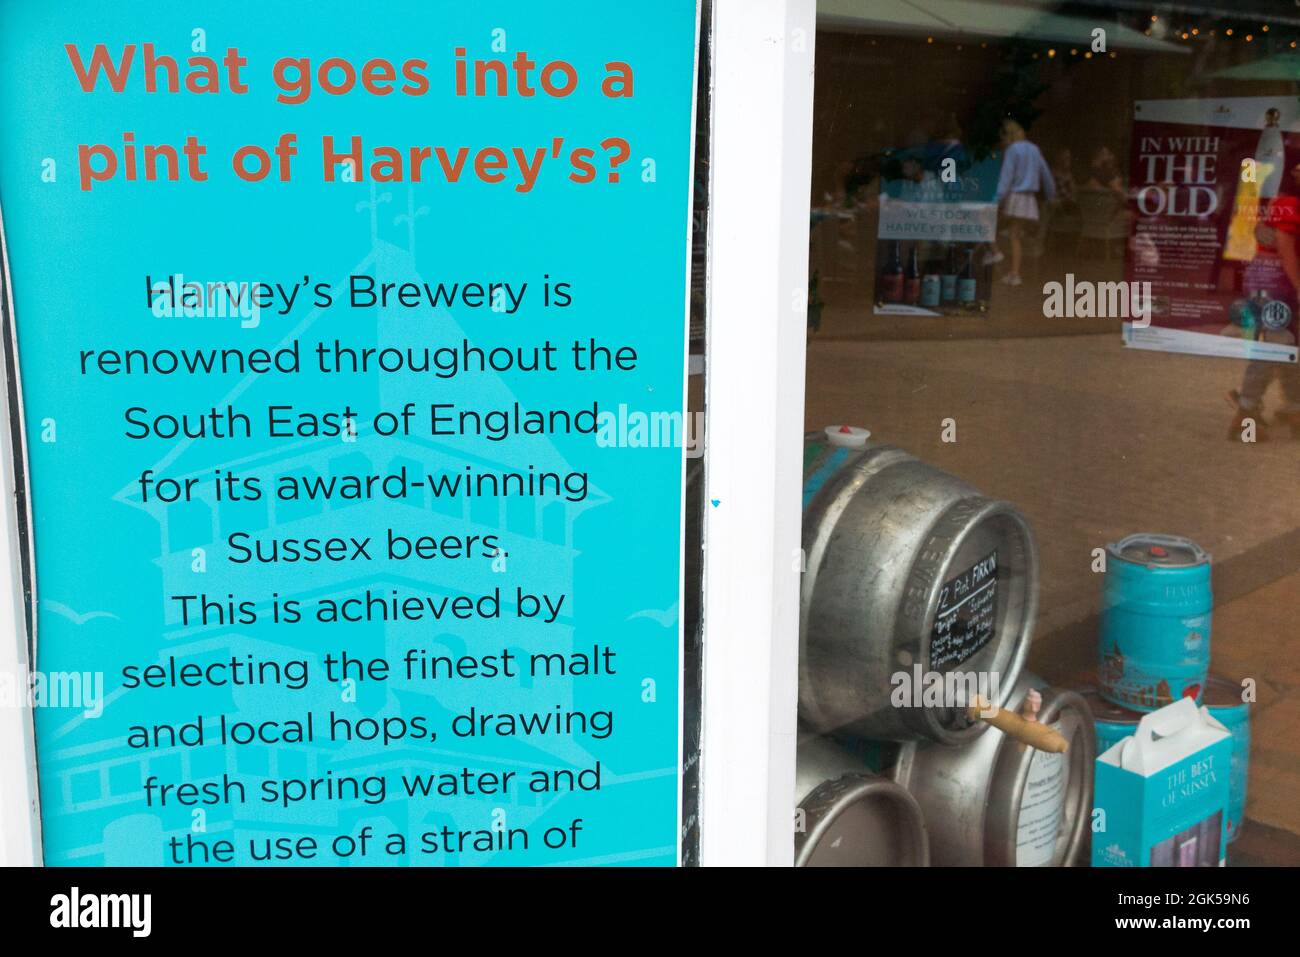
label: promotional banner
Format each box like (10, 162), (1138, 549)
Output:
(1125, 97), (1300, 363)
(872, 144), (1001, 316)
(0, 0), (698, 865)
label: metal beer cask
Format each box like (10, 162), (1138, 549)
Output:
(889, 672), (1095, 867)
(800, 429), (1038, 743)
(795, 735), (929, 866)
(1099, 533), (1212, 712)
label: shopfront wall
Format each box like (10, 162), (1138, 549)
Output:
(0, 0), (1295, 872)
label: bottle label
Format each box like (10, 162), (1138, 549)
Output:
(921, 276), (941, 308)
(958, 278), (977, 302)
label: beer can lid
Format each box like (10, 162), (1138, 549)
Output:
(1108, 533), (1209, 568)
(1202, 675), (1250, 710)
(1073, 685), (1144, 725)
(825, 425), (871, 449)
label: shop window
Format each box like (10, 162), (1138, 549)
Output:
(69, 769), (101, 805)
(189, 745), (227, 782)
(276, 468), (327, 523)
(428, 468), (464, 517)
(798, 0), (1300, 868)
(166, 498), (213, 554)
(328, 452), (375, 512)
(147, 752), (183, 785)
(236, 745), (271, 778)
(506, 494), (536, 537)
(107, 761), (139, 797)
(220, 490), (269, 536)
(469, 493), (499, 529)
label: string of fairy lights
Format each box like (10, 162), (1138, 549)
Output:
(891, 11), (1300, 60)
(1144, 14), (1300, 49)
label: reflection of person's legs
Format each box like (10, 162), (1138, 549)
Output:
(1237, 361), (1274, 410)
(1275, 360), (1300, 436)
(1229, 361), (1275, 440)
(1277, 360), (1300, 407)
(1009, 220), (1022, 277)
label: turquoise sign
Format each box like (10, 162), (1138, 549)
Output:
(0, 0), (698, 865)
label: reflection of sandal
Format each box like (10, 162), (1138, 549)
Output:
(1227, 413), (1268, 442)
(1226, 392), (1269, 441)
(999, 273), (1022, 286)
(983, 250), (1005, 265)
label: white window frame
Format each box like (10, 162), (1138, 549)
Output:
(698, 0), (814, 866)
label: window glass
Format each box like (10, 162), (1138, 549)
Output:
(800, 0), (1298, 867)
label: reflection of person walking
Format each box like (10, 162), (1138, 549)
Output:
(1228, 151), (1300, 441)
(994, 118), (1055, 287)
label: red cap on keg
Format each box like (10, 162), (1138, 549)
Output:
(825, 425), (871, 449)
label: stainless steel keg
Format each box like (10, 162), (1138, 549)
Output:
(796, 734), (929, 866)
(889, 672), (1095, 867)
(800, 428), (1038, 743)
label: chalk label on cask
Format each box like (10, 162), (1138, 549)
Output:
(930, 550), (998, 669)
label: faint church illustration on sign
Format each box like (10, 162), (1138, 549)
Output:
(34, 186), (677, 866)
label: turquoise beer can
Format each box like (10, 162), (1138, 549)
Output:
(1204, 676), (1251, 844)
(1098, 534), (1211, 712)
